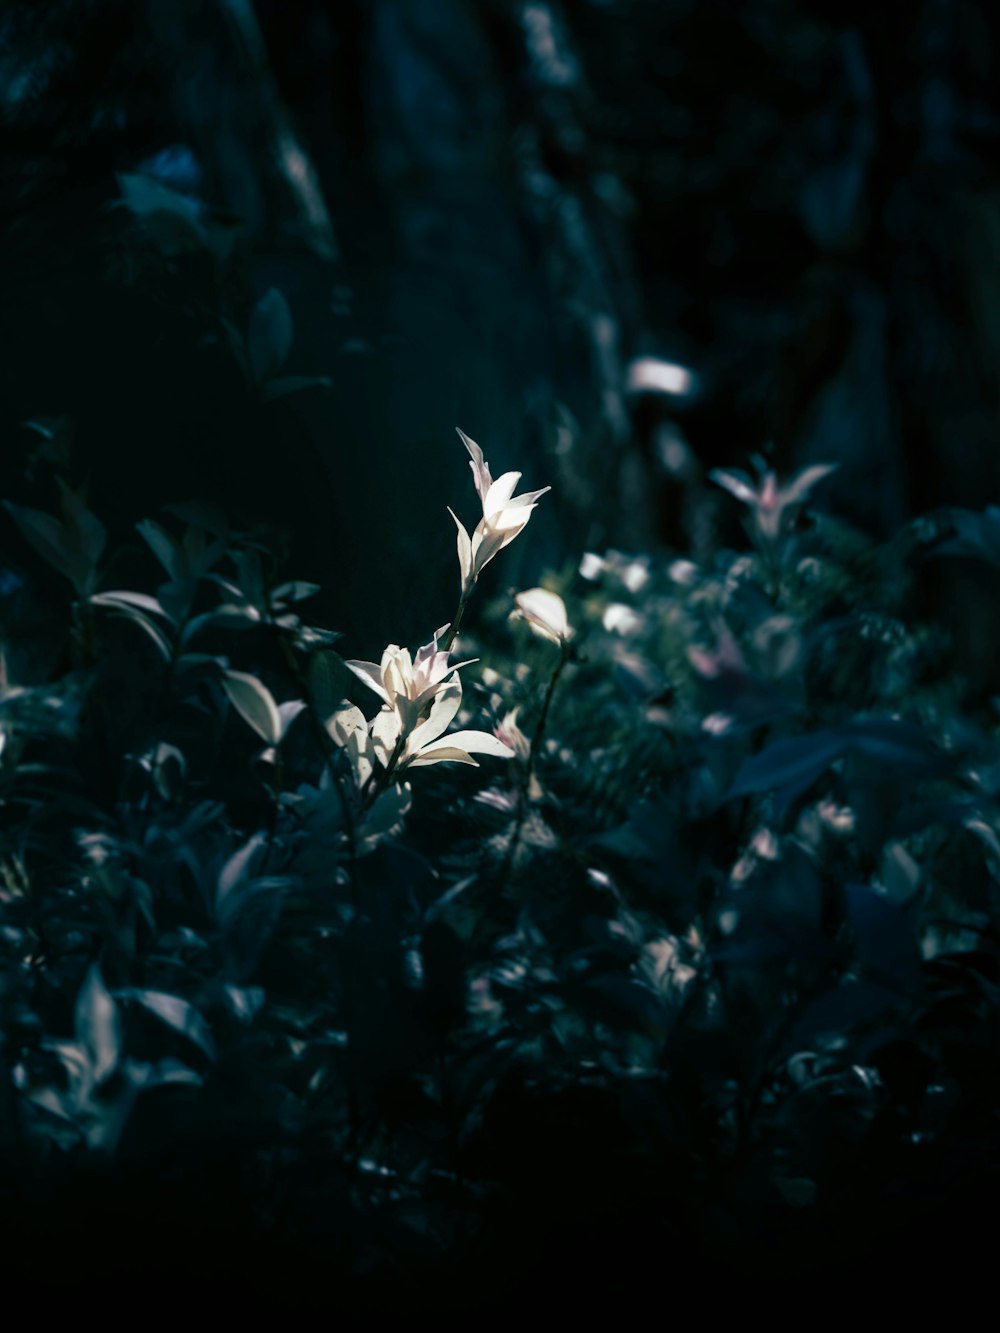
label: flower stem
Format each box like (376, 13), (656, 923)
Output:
(498, 640), (570, 885)
(364, 729), (409, 802)
(273, 626), (359, 878)
(440, 588), (471, 654)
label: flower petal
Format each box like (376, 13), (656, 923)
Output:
(708, 469), (757, 505)
(382, 647), (414, 706)
(414, 729), (515, 763)
(781, 462), (838, 507)
(457, 427), (493, 501)
(470, 522), (511, 581)
(513, 587), (571, 643)
(406, 746), (480, 768)
(326, 704), (368, 745)
(344, 660), (389, 704)
(448, 506), (473, 591)
(407, 673), (463, 753)
(345, 729), (375, 788)
(501, 485), (551, 510)
(483, 471), (522, 517)
(413, 627), (448, 672)
(372, 706), (402, 767)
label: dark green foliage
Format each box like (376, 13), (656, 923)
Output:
(5, 0), (1000, 1312)
(2, 449), (1000, 1309)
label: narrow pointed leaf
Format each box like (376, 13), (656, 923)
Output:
(223, 671), (282, 745)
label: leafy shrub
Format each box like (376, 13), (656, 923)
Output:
(2, 412), (1000, 1308)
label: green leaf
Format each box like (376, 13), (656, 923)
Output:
(729, 731), (844, 804)
(182, 605), (261, 642)
(4, 502), (86, 589)
(116, 172), (201, 223)
(91, 590), (168, 618)
(115, 173), (206, 255)
(91, 595), (173, 661)
(74, 964), (122, 1086)
(222, 670), (282, 745)
(57, 480), (106, 566)
(217, 832), (268, 909)
(308, 650), (354, 719)
(126, 990), (216, 1060)
(272, 581), (322, 604)
(277, 700), (306, 740)
(248, 288), (293, 383)
(841, 718), (948, 778)
(163, 500), (230, 537)
(137, 519), (181, 579)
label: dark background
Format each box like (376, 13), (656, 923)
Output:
(3, 0), (1000, 659)
(3, 4), (1000, 1308)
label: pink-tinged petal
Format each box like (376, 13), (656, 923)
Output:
(344, 659), (390, 703)
(439, 729), (516, 758)
(483, 471), (522, 517)
(448, 506), (473, 590)
(413, 656), (478, 711)
(407, 674), (463, 753)
(759, 472), (780, 510)
(457, 428), (493, 501)
(414, 626), (449, 671)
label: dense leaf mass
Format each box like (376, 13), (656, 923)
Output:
(3, 0), (1000, 1315)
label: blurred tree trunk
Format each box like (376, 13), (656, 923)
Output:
(4, 0), (1000, 677)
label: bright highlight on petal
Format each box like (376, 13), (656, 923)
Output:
(346, 626), (478, 728)
(511, 587), (574, 645)
(452, 428), (551, 595)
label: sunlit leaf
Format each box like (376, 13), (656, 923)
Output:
(223, 670), (282, 744)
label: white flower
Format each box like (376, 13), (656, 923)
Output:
(601, 601), (643, 636)
(495, 706), (531, 761)
(449, 429), (550, 595)
(370, 673), (514, 771)
(327, 704), (378, 789)
(344, 624), (476, 732)
(510, 587), (574, 645)
(710, 458), (838, 542)
(579, 552), (605, 581)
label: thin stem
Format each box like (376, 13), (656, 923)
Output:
(363, 729), (408, 802)
(498, 640), (571, 887)
(264, 750), (284, 863)
(439, 587), (471, 654)
(273, 627), (359, 878)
